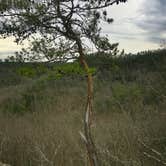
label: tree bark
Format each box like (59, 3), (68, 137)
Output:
(76, 39), (99, 166)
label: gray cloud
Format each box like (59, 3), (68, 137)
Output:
(136, 0), (166, 43)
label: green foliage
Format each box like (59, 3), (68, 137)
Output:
(15, 62), (96, 80)
(17, 66), (37, 78)
(16, 64), (48, 78)
(52, 62), (96, 76)
(47, 71), (62, 80)
(53, 62), (85, 75)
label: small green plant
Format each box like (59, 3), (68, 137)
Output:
(17, 66), (37, 78)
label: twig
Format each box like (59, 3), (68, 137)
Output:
(138, 139), (166, 165)
(35, 145), (53, 166)
(143, 152), (166, 165)
(100, 148), (138, 166)
(138, 140), (163, 158)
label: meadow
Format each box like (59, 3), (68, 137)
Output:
(0, 49), (166, 166)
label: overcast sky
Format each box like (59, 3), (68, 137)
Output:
(0, 0), (165, 58)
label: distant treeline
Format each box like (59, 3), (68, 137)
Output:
(0, 48), (165, 86)
(86, 49), (166, 72)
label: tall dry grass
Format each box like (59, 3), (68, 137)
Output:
(0, 76), (165, 166)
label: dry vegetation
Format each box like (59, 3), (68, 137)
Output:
(0, 50), (166, 166)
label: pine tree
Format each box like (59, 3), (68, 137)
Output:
(0, 1), (127, 165)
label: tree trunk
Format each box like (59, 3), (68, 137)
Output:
(76, 39), (99, 166)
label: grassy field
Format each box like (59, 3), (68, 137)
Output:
(0, 49), (166, 166)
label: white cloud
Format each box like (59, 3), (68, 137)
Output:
(101, 0), (160, 52)
(0, 37), (21, 51)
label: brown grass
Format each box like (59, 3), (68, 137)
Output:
(0, 77), (165, 166)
